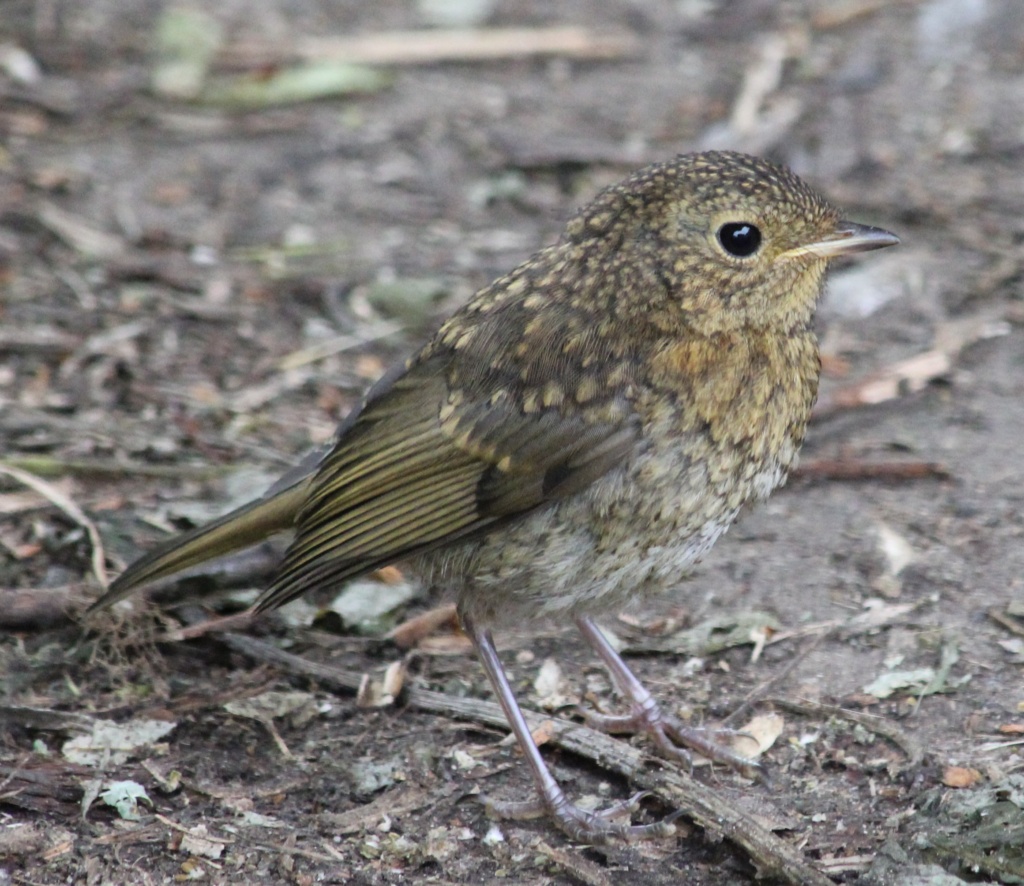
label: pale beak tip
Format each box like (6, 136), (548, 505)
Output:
(801, 221), (900, 259)
(834, 221), (901, 252)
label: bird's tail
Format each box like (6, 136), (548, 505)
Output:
(88, 481), (308, 612)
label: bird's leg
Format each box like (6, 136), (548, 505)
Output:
(575, 615), (758, 774)
(462, 613), (677, 843)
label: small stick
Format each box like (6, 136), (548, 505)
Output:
(0, 463), (108, 589)
(221, 27), (639, 69)
(0, 455), (226, 482)
(793, 459), (950, 482)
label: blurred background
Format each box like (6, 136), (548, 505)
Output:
(1, 1), (1023, 883)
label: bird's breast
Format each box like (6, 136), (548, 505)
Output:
(431, 327), (820, 625)
(642, 326), (820, 482)
(570, 326), (821, 588)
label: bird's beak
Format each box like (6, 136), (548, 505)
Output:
(783, 221), (900, 260)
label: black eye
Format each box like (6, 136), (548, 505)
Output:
(717, 222), (762, 258)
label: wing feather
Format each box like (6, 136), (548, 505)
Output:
(254, 351), (639, 613)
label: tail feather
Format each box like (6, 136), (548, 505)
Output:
(88, 482), (307, 612)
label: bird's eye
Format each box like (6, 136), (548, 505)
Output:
(717, 222), (762, 258)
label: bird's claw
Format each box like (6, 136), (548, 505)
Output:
(482, 789), (677, 844)
(581, 704), (761, 777)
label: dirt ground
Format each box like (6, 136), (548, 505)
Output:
(2, 1), (1023, 883)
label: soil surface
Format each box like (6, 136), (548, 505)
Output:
(1, 1), (1023, 884)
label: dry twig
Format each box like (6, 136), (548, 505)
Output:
(0, 463), (107, 589)
(222, 27), (639, 69)
(793, 459), (950, 483)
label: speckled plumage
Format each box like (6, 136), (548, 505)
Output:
(261, 152), (832, 622)
(91, 151), (898, 842)
(419, 327), (819, 625)
(93, 151), (886, 623)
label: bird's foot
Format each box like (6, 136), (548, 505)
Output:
(574, 615), (760, 776)
(465, 613), (681, 844)
(581, 703), (759, 776)
(482, 789), (678, 843)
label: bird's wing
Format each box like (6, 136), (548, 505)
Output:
(87, 480), (308, 612)
(255, 352), (637, 611)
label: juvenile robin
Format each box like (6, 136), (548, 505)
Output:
(90, 151), (898, 841)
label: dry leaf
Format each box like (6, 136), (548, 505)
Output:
(731, 713), (785, 759)
(387, 603), (459, 649)
(180, 824), (225, 860)
(533, 658), (576, 710)
(63, 719), (177, 767)
(223, 691), (319, 726)
(356, 662), (405, 708)
(381, 660), (406, 700)
(942, 765), (982, 788)
(414, 632), (475, 655)
(530, 720), (557, 747)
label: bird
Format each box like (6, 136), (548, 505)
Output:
(89, 150), (899, 842)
